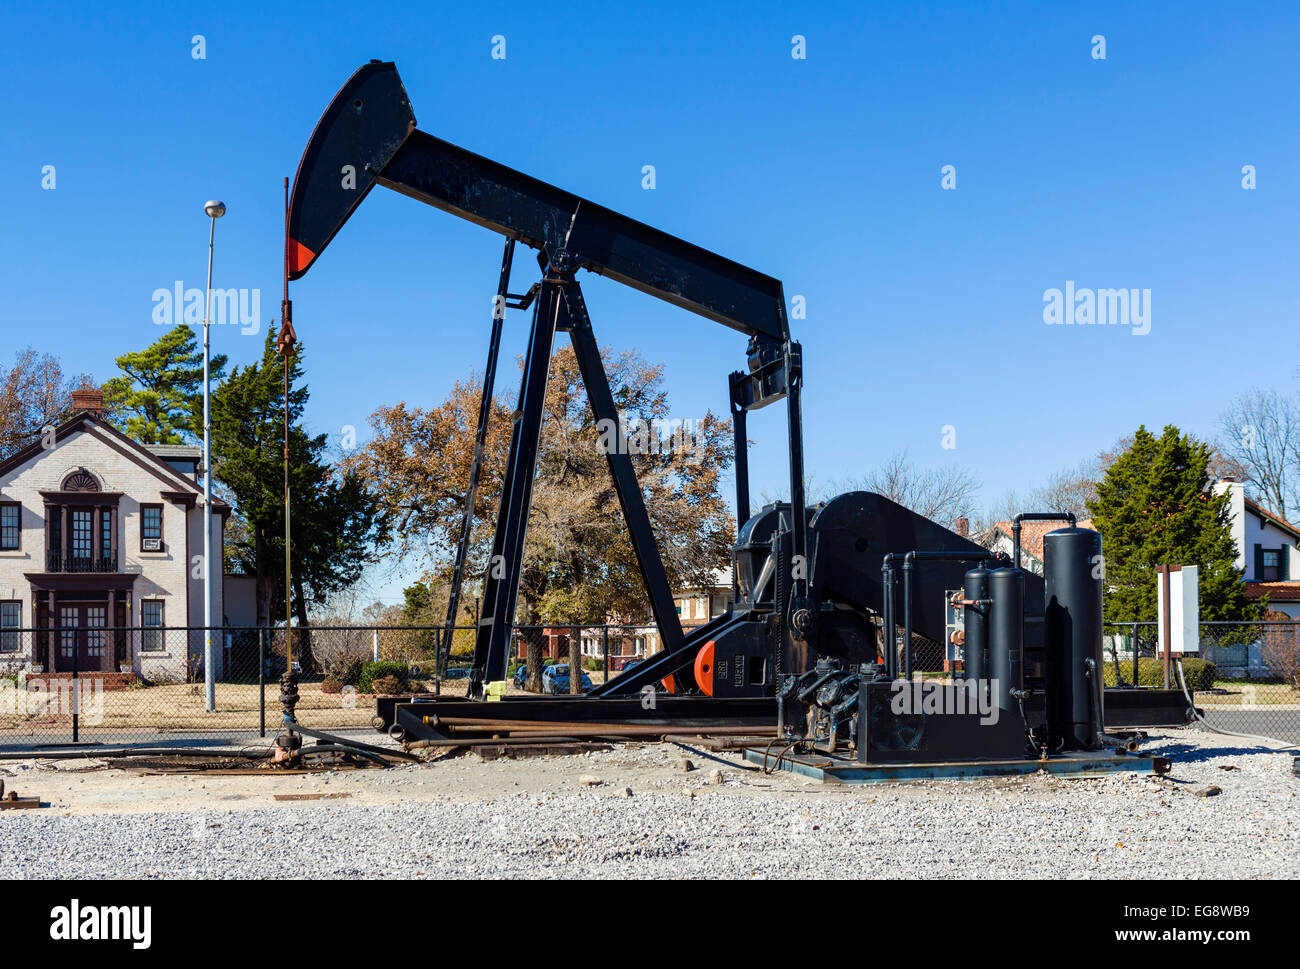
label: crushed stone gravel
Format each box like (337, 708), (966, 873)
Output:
(1, 728), (1294, 879)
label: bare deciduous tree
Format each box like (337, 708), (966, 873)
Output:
(0, 349), (95, 458)
(845, 450), (980, 529)
(1220, 388), (1300, 519)
(1028, 459), (1101, 521)
(346, 346), (735, 624)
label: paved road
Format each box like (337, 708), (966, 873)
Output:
(1201, 708), (1300, 744)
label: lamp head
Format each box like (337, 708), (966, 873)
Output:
(204, 200), (227, 218)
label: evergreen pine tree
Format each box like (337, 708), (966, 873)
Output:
(102, 325), (227, 443)
(1087, 425), (1262, 629)
(211, 325), (389, 669)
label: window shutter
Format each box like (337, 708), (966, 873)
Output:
(1254, 544), (1264, 580)
(1282, 545), (1291, 581)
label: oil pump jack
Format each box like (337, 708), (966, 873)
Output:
(285, 62), (1187, 777)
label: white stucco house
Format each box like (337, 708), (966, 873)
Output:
(1215, 479), (1300, 618)
(0, 390), (244, 683)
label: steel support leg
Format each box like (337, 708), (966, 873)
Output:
(563, 280), (686, 660)
(442, 238), (515, 679)
(469, 268), (563, 695)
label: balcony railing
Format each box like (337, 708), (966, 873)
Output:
(45, 549), (119, 573)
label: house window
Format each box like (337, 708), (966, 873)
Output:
(1262, 549), (1281, 581)
(140, 505), (163, 551)
(70, 509), (93, 567)
(0, 504), (19, 551)
(0, 602), (19, 653)
(141, 600), (165, 651)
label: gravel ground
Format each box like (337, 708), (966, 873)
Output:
(1, 727), (1295, 879)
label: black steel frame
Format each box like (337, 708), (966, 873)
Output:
(285, 62), (812, 700)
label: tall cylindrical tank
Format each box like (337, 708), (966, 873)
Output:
(1043, 526), (1104, 749)
(987, 566), (1024, 713)
(962, 565), (990, 682)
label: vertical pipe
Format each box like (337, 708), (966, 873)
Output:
(881, 559), (895, 679)
(902, 555), (913, 680)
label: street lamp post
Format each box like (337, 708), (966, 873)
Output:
(202, 200), (226, 713)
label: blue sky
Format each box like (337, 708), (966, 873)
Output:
(4, 2), (1297, 604)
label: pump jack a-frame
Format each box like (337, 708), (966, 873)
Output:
(286, 61), (810, 701)
(287, 61), (1193, 766)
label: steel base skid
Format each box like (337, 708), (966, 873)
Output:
(742, 746), (1171, 785)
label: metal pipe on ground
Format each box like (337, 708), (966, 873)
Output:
(442, 726), (778, 740)
(0, 747), (274, 761)
(285, 718), (422, 762)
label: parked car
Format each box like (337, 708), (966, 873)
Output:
(541, 664), (593, 694)
(512, 665), (528, 688)
(616, 657), (643, 672)
(443, 666), (470, 680)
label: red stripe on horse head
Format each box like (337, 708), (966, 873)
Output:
(288, 239), (316, 276)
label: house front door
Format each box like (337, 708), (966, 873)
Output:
(55, 603), (109, 673)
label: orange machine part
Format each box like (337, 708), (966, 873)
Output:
(661, 673), (676, 694)
(693, 641), (716, 697)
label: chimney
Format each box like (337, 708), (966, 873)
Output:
(69, 388), (103, 416)
(955, 517), (970, 538)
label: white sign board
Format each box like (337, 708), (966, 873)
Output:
(1156, 565), (1199, 655)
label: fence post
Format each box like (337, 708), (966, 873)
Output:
(71, 621), (78, 744)
(1131, 620), (1139, 686)
(258, 628), (266, 739)
(372, 628), (379, 663)
(569, 625), (581, 694)
(602, 625), (610, 683)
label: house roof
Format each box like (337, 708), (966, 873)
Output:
(1245, 581), (1300, 600)
(1243, 497), (1300, 541)
(146, 444), (202, 460)
(0, 410), (227, 509)
(979, 518), (1094, 564)
(677, 567), (733, 594)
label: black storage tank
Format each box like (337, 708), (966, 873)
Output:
(1043, 526), (1103, 749)
(962, 565), (990, 682)
(987, 566), (1024, 714)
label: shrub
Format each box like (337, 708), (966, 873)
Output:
(1104, 657), (1217, 691)
(371, 674), (402, 695)
(359, 660), (410, 693)
(321, 675), (344, 694)
(582, 657), (603, 671)
(325, 655), (365, 688)
(1259, 624), (1300, 687)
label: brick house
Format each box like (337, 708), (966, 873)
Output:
(976, 518), (1094, 576)
(576, 567), (734, 663)
(0, 391), (234, 683)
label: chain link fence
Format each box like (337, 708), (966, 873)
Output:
(0, 622), (666, 748)
(8, 617), (1293, 748)
(1104, 620), (1300, 744)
